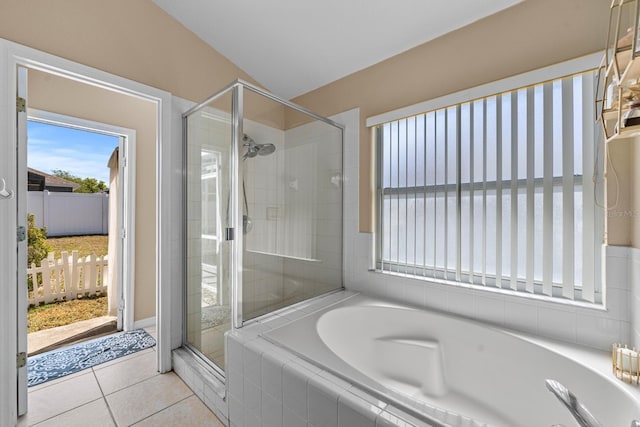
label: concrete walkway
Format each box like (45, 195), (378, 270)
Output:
(28, 316), (117, 356)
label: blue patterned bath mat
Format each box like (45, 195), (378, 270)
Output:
(28, 329), (156, 387)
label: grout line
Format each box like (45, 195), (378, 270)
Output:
(101, 370), (162, 397)
(127, 394), (194, 426)
(92, 368), (118, 426)
(29, 397), (104, 427)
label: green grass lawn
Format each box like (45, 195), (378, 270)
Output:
(46, 235), (109, 258)
(28, 295), (108, 333)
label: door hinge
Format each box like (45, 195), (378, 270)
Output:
(17, 226), (26, 242)
(120, 228), (126, 239)
(121, 156), (127, 167)
(16, 96), (26, 113)
(16, 352), (26, 368)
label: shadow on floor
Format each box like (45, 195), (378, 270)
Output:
(28, 315), (118, 356)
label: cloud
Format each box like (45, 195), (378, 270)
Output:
(28, 151), (111, 184)
(27, 121), (118, 185)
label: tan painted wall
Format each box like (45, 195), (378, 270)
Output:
(292, 0), (612, 234)
(28, 70), (157, 321)
(607, 141), (632, 246)
(0, 0), (259, 103)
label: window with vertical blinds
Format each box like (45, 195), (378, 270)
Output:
(375, 70), (602, 303)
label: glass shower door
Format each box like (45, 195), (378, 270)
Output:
(184, 92), (233, 372)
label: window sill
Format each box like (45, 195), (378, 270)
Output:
(369, 268), (607, 312)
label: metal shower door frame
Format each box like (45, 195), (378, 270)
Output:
(183, 79), (345, 333)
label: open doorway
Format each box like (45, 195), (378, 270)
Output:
(0, 39), (174, 425)
(24, 112), (135, 357)
(15, 66), (157, 418)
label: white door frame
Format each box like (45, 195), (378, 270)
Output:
(0, 38), (174, 426)
(27, 109), (137, 332)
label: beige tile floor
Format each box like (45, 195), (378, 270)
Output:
(18, 327), (225, 427)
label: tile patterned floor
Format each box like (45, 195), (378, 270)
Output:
(18, 327), (225, 427)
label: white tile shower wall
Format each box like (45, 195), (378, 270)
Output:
(280, 120), (343, 300)
(243, 121), (285, 256)
(241, 121), (286, 318)
(339, 107), (631, 351)
(242, 114), (344, 318)
(242, 113), (343, 319)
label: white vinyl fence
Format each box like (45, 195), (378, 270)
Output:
(28, 191), (109, 236)
(28, 251), (108, 306)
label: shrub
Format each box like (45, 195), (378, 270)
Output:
(27, 213), (50, 267)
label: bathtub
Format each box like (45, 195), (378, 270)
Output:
(264, 293), (640, 427)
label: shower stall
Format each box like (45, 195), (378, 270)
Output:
(183, 80), (344, 373)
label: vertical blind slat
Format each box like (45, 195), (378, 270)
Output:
(456, 106), (462, 281)
(525, 87), (535, 293)
(387, 124), (392, 272)
(405, 119), (409, 270)
(469, 102), (475, 284)
(510, 91), (519, 290)
(444, 110), (449, 277)
(562, 78), (575, 299)
(482, 100), (488, 286)
(413, 118), (418, 276)
(582, 73), (596, 302)
(396, 121), (400, 271)
(433, 113), (438, 279)
(496, 95), (503, 288)
(423, 114), (428, 276)
(398, 119), (409, 274)
(542, 82), (554, 296)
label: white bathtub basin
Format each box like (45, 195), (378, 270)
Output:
(265, 293), (640, 427)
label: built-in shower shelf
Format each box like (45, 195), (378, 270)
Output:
(246, 249), (322, 263)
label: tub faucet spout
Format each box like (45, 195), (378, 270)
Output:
(545, 379), (602, 427)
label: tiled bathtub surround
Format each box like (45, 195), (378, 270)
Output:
(226, 291), (488, 427)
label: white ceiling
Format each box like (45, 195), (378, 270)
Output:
(153, 0), (522, 100)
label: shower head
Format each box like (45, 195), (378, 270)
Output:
(258, 143), (276, 156)
(242, 134), (276, 159)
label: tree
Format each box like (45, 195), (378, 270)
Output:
(75, 177), (108, 193)
(51, 169), (108, 193)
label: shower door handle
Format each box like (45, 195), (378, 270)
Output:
(0, 178), (14, 200)
(225, 227), (235, 241)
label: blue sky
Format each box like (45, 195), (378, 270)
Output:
(27, 120), (119, 185)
